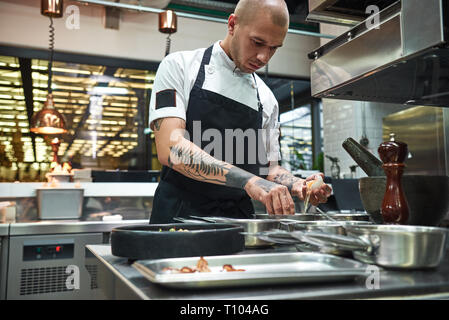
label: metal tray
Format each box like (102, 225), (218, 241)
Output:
(132, 252), (367, 289)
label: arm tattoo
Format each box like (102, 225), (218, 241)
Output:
(254, 178), (277, 193)
(153, 119), (164, 131)
(167, 143), (254, 189)
(224, 166), (253, 189)
(168, 144), (226, 183)
(270, 167), (302, 191)
(272, 173), (301, 191)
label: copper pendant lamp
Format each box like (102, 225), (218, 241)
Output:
(31, 0), (67, 135)
(158, 10), (177, 56)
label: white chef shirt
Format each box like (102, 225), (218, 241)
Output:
(148, 41), (281, 162)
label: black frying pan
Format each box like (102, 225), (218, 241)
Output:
(111, 223), (245, 260)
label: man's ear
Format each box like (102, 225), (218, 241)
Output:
(228, 14), (237, 35)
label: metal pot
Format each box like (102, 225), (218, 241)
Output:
(254, 213), (326, 221)
(187, 216), (280, 248)
(359, 175), (449, 226)
(293, 224), (449, 269)
(282, 220), (373, 233)
(283, 220), (373, 256)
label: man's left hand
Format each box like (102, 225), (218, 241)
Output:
(291, 173), (332, 206)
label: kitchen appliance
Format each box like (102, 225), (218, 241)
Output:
(307, 0), (398, 26)
(110, 223), (245, 260)
(36, 188), (84, 220)
(4, 220), (144, 300)
(309, 0), (449, 107)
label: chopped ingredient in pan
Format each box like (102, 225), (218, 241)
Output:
(161, 256), (245, 274)
(158, 227), (189, 232)
(196, 256), (211, 272)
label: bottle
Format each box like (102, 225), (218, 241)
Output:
(378, 133), (409, 224)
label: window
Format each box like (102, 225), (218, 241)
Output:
(0, 49), (158, 182)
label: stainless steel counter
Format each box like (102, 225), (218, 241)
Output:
(7, 219), (148, 236)
(0, 182), (158, 198)
(87, 244), (449, 300)
(0, 225), (8, 237)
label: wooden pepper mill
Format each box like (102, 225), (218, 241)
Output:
(378, 133), (409, 224)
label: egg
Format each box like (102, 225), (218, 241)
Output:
(306, 175), (324, 191)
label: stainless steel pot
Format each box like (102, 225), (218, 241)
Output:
(282, 220), (373, 256)
(254, 213), (326, 221)
(293, 225), (449, 269)
(188, 216), (280, 248)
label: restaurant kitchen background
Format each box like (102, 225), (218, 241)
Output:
(1, 0), (449, 300)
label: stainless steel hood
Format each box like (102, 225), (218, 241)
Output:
(309, 0), (449, 107)
(307, 0), (397, 26)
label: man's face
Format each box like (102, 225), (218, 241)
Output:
(229, 11), (287, 73)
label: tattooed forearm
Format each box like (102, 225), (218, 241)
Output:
(254, 178), (277, 193)
(224, 166), (254, 189)
(168, 144), (227, 183)
(269, 167), (302, 191)
(167, 142), (256, 189)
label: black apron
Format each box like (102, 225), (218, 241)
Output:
(150, 45), (269, 224)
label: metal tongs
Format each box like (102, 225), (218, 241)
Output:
(243, 229), (371, 251)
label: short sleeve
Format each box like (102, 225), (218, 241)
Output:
(149, 53), (187, 129)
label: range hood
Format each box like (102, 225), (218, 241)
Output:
(307, 0), (397, 26)
(309, 0), (449, 107)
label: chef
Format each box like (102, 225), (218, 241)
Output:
(149, 0), (332, 224)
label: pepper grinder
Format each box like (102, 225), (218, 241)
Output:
(378, 133), (409, 224)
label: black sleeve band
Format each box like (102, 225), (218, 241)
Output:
(155, 89), (176, 110)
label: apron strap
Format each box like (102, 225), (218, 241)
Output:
(193, 45), (214, 90)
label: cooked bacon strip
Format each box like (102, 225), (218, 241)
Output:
(179, 266), (196, 273)
(222, 264), (245, 272)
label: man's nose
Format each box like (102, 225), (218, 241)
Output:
(257, 48), (270, 65)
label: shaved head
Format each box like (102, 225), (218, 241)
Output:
(234, 0), (289, 28)
(220, 0), (289, 73)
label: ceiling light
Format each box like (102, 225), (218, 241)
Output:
(89, 87), (129, 95)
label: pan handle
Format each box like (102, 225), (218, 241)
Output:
(290, 230), (374, 253)
(173, 217), (210, 224)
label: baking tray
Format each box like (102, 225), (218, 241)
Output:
(132, 252), (367, 289)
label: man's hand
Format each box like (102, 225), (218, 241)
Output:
(244, 176), (295, 215)
(291, 173), (332, 207)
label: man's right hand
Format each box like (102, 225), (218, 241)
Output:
(244, 177), (295, 215)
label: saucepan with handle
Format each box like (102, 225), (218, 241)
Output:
(187, 216), (281, 248)
(291, 224), (449, 269)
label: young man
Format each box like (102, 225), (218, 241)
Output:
(149, 0), (332, 223)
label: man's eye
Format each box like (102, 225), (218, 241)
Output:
(253, 40), (263, 46)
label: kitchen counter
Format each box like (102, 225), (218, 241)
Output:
(6, 219), (148, 236)
(86, 244), (449, 300)
(0, 225), (8, 237)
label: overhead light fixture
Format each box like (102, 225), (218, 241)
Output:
(89, 86), (129, 95)
(30, 94), (67, 134)
(41, 0), (63, 18)
(159, 10), (177, 56)
(31, 0), (67, 136)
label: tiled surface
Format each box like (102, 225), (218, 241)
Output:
(322, 99), (408, 178)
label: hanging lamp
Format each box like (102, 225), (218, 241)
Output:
(31, 0), (67, 135)
(158, 10), (177, 56)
